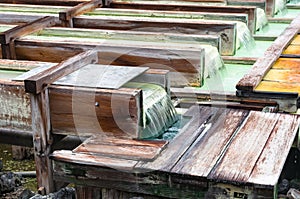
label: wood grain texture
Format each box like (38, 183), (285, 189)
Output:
(291, 35), (300, 45)
(272, 58), (300, 70)
(248, 113), (300, 186)
(171, 109), (249, 177)
(263, 69), (300, 83)
(208, 111), (281, 183)
(135, 106), (222, 173)
(255, 81), (300, 94)
(110, 2), (257, 34)
(282, 44), (300, 55)
(236, 14), (300, 91)
(73, 136), (168, 160)
(49, 85), (142, 138)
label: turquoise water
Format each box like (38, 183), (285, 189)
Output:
(255, 22), (290, 37)
(0, 70), (24, 80)
(198, 64), (252, 93)
(235, 40), (274, 58)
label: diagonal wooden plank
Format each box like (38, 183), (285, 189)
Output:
(208, 111), (280, 183)
(171, 109), (249, 178)
(135, 106), (220, 172)
(248, 114), (300, 186)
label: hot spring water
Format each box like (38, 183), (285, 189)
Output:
(124, 82), (178, 139)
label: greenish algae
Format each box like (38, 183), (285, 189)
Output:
(198, 64), (252, 92)
(0, 70), (25, 80)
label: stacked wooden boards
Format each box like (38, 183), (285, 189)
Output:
(51, 105), (300, 199)
(237, 14), (300, 112)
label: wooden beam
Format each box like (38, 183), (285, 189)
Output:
(0, 0), (88, 6)
(109, 2), (257, 34)
(24, 50), (98, 94)
(236, 14), (300, 91)
(59, 0), (102, 27)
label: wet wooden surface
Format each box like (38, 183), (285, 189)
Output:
(52, 105), (300, 190)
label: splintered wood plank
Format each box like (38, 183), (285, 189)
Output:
(0, 59), (56, 72)
(255, 81), (300, 94)
(282, 45), (300, 55)
(236, 14), (300, 91)
(53, 64), (148, 89)
(291, 35), (300, 45)
(135, 106), (224, 173)
(73, 136), (168, 160)
(248, 114), (300, 186)
(208, 111), (280, 183)
(263, 69), (300, 83)
(51, 150), (137, 171)
(272, 58), (300, 70)
(171, 109), (249, 177)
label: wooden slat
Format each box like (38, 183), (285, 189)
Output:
(49, 85), (142, 138)
(272, 58), (300, 70)
(135, 106), (223, 172)
(291, 35), (300, 45)
(109, 2), (257, 34)
(0, 0), (87, 6)
(171, 109), (249, 177)
(236, 14), (300, 91)
(282, 44), (300, 55)
(208, 111), (281, 183)
(255, 81), (300, 94)
(24, 50), (98, 94)
(73, 136), (168, 160)
(248, 113), (300, 186)
(51, 150), (138, 171)
(0, 59), (56, 72)
(263, 69), (300, 83)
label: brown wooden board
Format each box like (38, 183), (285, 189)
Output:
(282, 44), (300, 56)
(49, 85), (142, 138)
(236, 14), (300, 91)
(135, 106), (224, 173)
(208, 111), (299, 185)
(73, 136), (168, 160)
(0, 0), (88, 6)
(272, 57), (300, 70)
(171, 109), (249, 177)
(109, 2), (257, 34)
(255, 81), (300, 94)
(263, 69), (300, 83)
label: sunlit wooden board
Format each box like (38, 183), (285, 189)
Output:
(272, 58), (300, 70)
(291, 34), (300, 45)
(208, 112), (281, 183)
(263, 69), (300, 83)
(171, 109), (249, 177)
(248, 114), (300, 186)
(255, 81), (300, 94)
(282, 44), (300, 55)
(73, 136), (168, 161)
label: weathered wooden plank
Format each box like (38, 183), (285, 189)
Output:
(0, 0), (87, 6)
(14, 39), (204, 87)
(110, 2), (257, 34)
(0, 80), (31, 130)
(208, 111), (281, 183)
(49, 85), (142, 138)
(291, 34), (300, 45)
(24, 50), (98, 94)
(72, 16), (237, 56)
(171, 109), (249, 177)
(272, 58), (300, 70)
(255, 81), (300, 94)
(236, 14), (300, 91)
(51, 150), (138, 171)
(248, 113), (300, 186)
(263, 69), (300, 83)
(73, 136), (168, 160)
(59, 0), (102, 27)
(53, 64), (148, 89)
(135, 106), (222, 173)
(0, 59), (56, 71)
(30, 89), (54, 194)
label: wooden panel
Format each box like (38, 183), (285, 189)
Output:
(51, 150), (138, 171)
(49, 85), (142, 138)
(291, 34), (300, 45)
(208, 111), (281, 183)
(272, 58), (300, 70)
(73, 136), (168, 160)
(171, 109), (249, 177)
(0, 59), (56, 72)
(255, 81), (300, 94)
(136, 106), (225, 172)
(282, 44), (300, 55)
(0, 0), (88, 6)
(248, 113), (300, 186)
(236, 14), (300, 91)
(263, 69), (300, 83)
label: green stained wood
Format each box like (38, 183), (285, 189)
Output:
(0, 4), (65, 14)
(0, 69), (24, 80)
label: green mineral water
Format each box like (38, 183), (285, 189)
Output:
(0, 70), (24, 80)
(124, 82), (178, 139)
